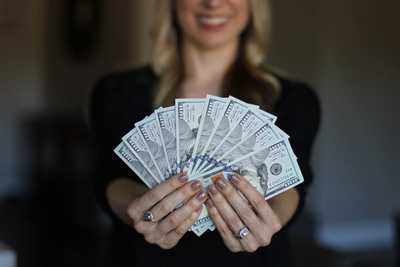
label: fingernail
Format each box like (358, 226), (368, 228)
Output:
(228, 174), (241, 185)
(208, 184), (218, 195)
(205, 199), (214, 208)
(216, 177), (227, 190)
(191, 180), (202, 191)
(178, 172), (188, 183)
(196, 191), (207, 201)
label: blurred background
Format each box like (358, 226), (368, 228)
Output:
(0, 0), (399, 266)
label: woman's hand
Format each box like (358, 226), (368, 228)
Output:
(206, 174), (282, 253)
(127, 173), (208, 249)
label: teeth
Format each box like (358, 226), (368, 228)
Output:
(199, 17), (228, 26)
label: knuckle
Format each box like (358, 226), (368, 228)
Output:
(144, 234), (156, 244)
(246, 243), (259, 253)
(175, 227), (187, 237)
(228, 217), (242, 228)
(188, 198), (201, 211)
(127, 201), (139, 220)
(159, 202), (172, 215)
(239, 207), (253, 219)
(148, 189), (162, 202)
(260, 234), (272, 247)
(219, 227), (231, 237)
(159, 240), (177, 250)
(133, 221), (145, 234)
(253, 197), (266, 211)
(228, 244), (242, 253)
(166, 214), (180, 227)
(224, 186), (236, 199)
(273, 220), (282, 232)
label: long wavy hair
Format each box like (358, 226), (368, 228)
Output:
(151, 0), (280, 110)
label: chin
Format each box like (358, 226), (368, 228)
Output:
(195, 35), (237, 50)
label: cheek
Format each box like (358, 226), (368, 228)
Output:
(175, 0), (198, 28)
(233, 0), (251, 32)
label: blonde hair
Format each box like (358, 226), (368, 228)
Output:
(151, 0), (279, 108)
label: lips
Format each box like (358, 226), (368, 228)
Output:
(198, 16), (229, 27)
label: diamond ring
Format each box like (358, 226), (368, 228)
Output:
(237, 227), (250, 239)
(143, 211), (155, 222)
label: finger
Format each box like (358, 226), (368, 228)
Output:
(127, 172), (188, 222)
(205, 199), (242, 252)
(157, 190), (208, 233)
(229, 174), (281, 230)
(162, 206), (203, 249)
(214, 175), (266, 244)
(150, 180), (203, 222)
(208, 183), (259, 252)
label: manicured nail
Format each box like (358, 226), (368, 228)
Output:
(205, 199), (214, 208)
(216, 177), (227, 190)
(191, 180), (202, 191)
(208, 184), (218, 195)
(196, 191), (207, 201)
(178, 172), (188, 183)
(228, 174), (241, 185)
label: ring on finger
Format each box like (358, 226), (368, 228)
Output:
(143, 210), (155, 222)
(236, 226), (250, 240)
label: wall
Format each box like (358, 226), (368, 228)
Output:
(0, 0), (46, 196)
(0, 0), (141, 196)
(269, 0), (400, 251)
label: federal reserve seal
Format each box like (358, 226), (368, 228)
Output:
(270, 163), (282, 175)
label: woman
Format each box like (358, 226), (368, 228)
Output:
(90, 0), (320, 266)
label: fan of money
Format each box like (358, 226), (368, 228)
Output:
(114, 95), (303, 236)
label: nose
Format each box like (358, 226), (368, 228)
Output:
(202, 0), (224, 8)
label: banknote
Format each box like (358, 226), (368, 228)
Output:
(155, 107), (178, 176)
(196, 108), (271, 174)
(136, 113), (171, 180)
(175, 98), (205, 172)
(192, 139), (303, 230)
(188, 95), (228, 175)
(199, 122), (283, 175)
(191, 96), (254, 175)
(122, 127), (163, 183)
(114, 142), (159, 188)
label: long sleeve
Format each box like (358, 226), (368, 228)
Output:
(88, 68), (155, 222)
(274, 79), (321, 222)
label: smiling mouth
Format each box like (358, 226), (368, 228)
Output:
(198, 16), (229, 26)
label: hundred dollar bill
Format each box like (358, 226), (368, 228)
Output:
(175, 98), (205, 172)
(188, 95), (228, 175)
(256, 108), (277, 124)
(114, 142), (158, 188)
(197, 108), (269, 174)
(122, 127), (163, 183)
(191, 96), (255, 175)
(203, 139), (302, 198)
(199, 122), (283, 175)
(136, 113), (171, 180)
(193, 139), (303, 231)
(155, 106), (178, 176)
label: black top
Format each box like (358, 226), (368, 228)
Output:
(89, 66), (320, 267)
